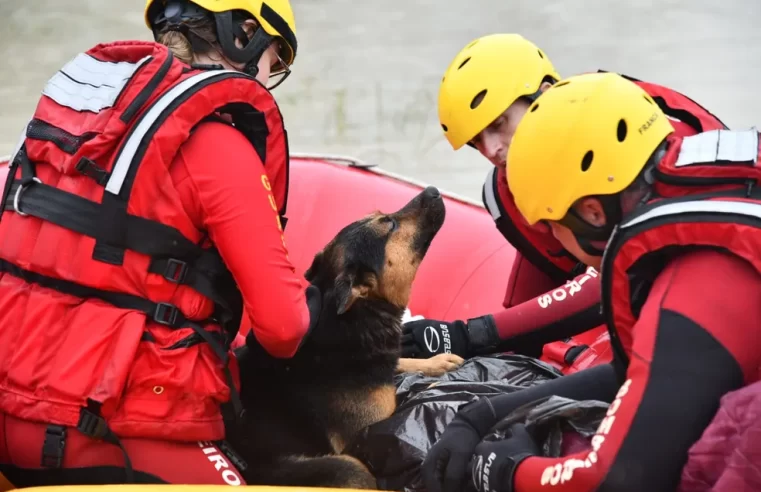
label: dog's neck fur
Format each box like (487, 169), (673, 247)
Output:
(240, 289), (405, 390)
(292, 293), (404, 386)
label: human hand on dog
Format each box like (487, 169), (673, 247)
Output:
(401, 315), (500, 359)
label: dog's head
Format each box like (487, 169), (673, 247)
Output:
(306, 186), (446, 317)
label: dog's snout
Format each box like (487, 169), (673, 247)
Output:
(423, 186), (441, 199)
(398, 186), (444, 215)
(415, 186), (442, 210)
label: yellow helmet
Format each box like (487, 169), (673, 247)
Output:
(145, 0), (297, 72)
(438, 33), (561, 150)
(506, 72), (675, 227)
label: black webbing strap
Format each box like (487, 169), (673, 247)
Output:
(6, 148), (242, 334)
(17, 146), (37, 186)
(0, 259), (199, 329)
(210, 104), (290, 227)
(5, 179), (242, 332)
(7, 148), (202, 258)
(6, 180), (204, 262)
(219, 103), (269, 165)
(184, 319), (245, 421)
(148, 252), (243, 333)
(77, 399), (134, 483)
(26, 118), (99, 156)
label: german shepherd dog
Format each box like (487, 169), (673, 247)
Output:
(227, 186), (447, 488)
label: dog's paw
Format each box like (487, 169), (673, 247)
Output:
(418, 353), (464, 376)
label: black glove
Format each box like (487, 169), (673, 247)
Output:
(470, 423), (541, 492)
(422, 397), (499, 492)
(401, 315), (500, 359)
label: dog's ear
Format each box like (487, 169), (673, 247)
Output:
(305, 250), (324, 282)
(334, 270), (372, 315)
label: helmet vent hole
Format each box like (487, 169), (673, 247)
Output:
(643, 95), (654, 105)
(466, 39), (479, 49)
(617, 119), (627, 142)
(555, 81), (570, 88)
(537, 49), (545, 59)
(530, 103), (539, 112)
(458, 57), (471, 70)
(581, 151), (594, 172)
(441, 124), (448, 132)
(471, 90), (487, 110)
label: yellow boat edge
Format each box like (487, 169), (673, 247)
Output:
(2, 484), (385, 492)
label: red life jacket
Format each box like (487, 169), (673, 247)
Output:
(0, 41), (289, 445)
(601, 128), (761, 366)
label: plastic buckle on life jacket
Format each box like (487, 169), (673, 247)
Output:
(41, 425), (66, 468)
(154, 302), (180, 326)
(162, 258), (188, 284)
(77, 408), (109, 440)
(75, 157), (110, 186)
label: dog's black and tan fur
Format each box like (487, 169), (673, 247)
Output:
(227, 186), (446, 488)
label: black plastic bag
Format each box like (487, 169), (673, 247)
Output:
(487, 395), (609, 459)
(346, 355), (609, 491)
(346, 355), (562, 491)
(394, 354), (563, 406)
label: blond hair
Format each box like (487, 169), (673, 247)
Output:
(155, 18), (220, 64)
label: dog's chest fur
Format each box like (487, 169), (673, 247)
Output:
(228, 300), (403, 478)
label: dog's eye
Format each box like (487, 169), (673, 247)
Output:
(381, 216), (398, 232)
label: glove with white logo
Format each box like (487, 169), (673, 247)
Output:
(422, 397), (500, 492)
(470, 423), (541, 492)
(401, 315), (499, 359)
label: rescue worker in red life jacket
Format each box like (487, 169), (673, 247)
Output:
(423, 71), (761, 492)
(401, 33), (728, 373)
(0, 0), (320, 485)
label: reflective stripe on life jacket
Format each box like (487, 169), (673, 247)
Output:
(0, 41), (288, 447)
(601, 129), (761, 367)
(482, 166), (582, 284)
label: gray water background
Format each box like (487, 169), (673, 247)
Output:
(1, 1), (759, 200)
